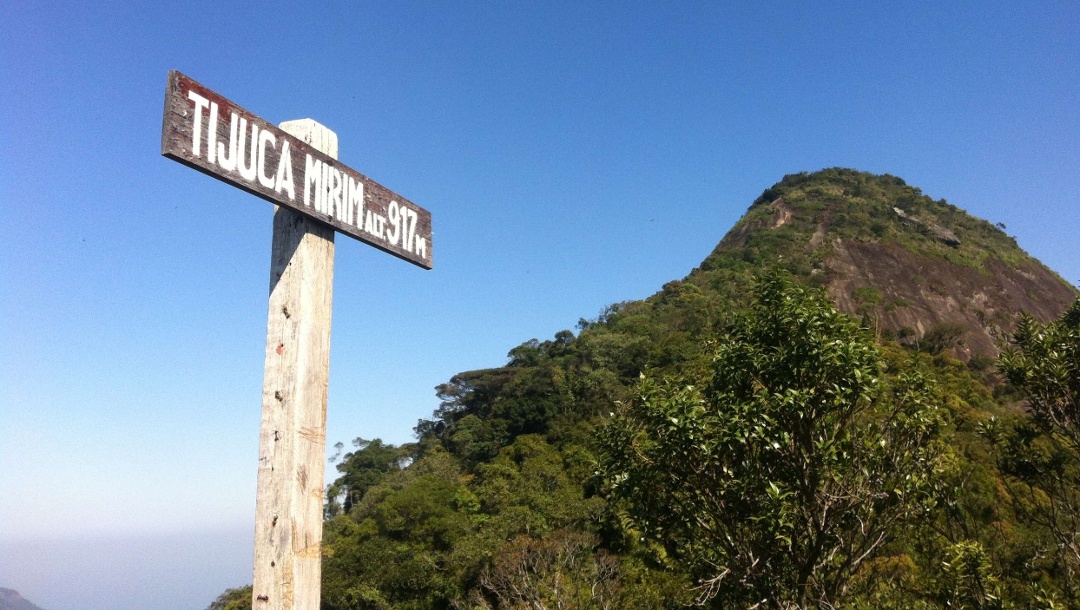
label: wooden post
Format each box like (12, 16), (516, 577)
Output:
(163, 70), (432, 607)
(163, 70), (432, 608)
(252, 119), (338, 610)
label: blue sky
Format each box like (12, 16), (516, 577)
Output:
(2, 2), (1078, 608)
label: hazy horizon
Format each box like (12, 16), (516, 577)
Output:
(0, 526), (252, 610)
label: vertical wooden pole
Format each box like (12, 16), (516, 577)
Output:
(252, 119), (338, 610)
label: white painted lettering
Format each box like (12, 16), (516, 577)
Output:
(348, 176), (364, 227)
(304, 154), (322, 209)
(275, 141), (295, 200)
(217, 112), (239, 172)
(403, 207), (418, 253)
(315, 163), (324, 213)
(328, 167), (343, 220)
(237, 118), (258, 182)
(257, 130), (276, 189)
(386, 201), (401, 246)
(207, 102), (219, 164)
(186, 91), (210, 157)
(374, 214), (386, 239)
(319, 163), (330, 214)
(341, 175), (349, 222)
(414, 236), (427, 259)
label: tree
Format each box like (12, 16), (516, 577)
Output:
(322, 448), (475, 610)
(998, 302), (1080, 456)
(205, 586), (252, 610)
(473, 530), (622, 610)
(598, 273), (948, 609)
(987, 300), (1080, 601)
(326, 438), (408, 516)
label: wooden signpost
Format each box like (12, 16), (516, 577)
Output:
(161, 70), (432, 610)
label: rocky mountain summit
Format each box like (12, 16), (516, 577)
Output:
(0, 589), (46, 610)
(692, 168), (1077, 360)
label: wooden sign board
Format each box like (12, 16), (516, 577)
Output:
(161, 70), (433, 269)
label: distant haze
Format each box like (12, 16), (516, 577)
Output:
(0, 527), (252, 610)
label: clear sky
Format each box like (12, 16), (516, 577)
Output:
(2, 1), (1078, 609)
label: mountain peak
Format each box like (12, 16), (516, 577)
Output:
(0, 589), (47, 610)
(695, 168), (1077, 359)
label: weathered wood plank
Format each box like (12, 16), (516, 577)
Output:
(161, 70), (432, 269)
(252, 120), (337, 610)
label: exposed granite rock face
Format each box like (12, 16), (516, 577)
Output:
(824, 238), (1076, 359)
(928, 224), (961, 247)
(893, 206), (961, 246)
(719, 197), (794, 245)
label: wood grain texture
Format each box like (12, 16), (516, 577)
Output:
(252, 120), (337, 610)
(162, 70), (432, 269)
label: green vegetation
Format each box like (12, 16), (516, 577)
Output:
(208, 169), (1080, 610)
(599, 274), (948, 609)
(715, 168), (1030, 274)
(985, 301), (1080, 602)
(206, 586), (252, 610)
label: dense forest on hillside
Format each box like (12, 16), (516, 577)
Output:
(211, 169), (1080, 610)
